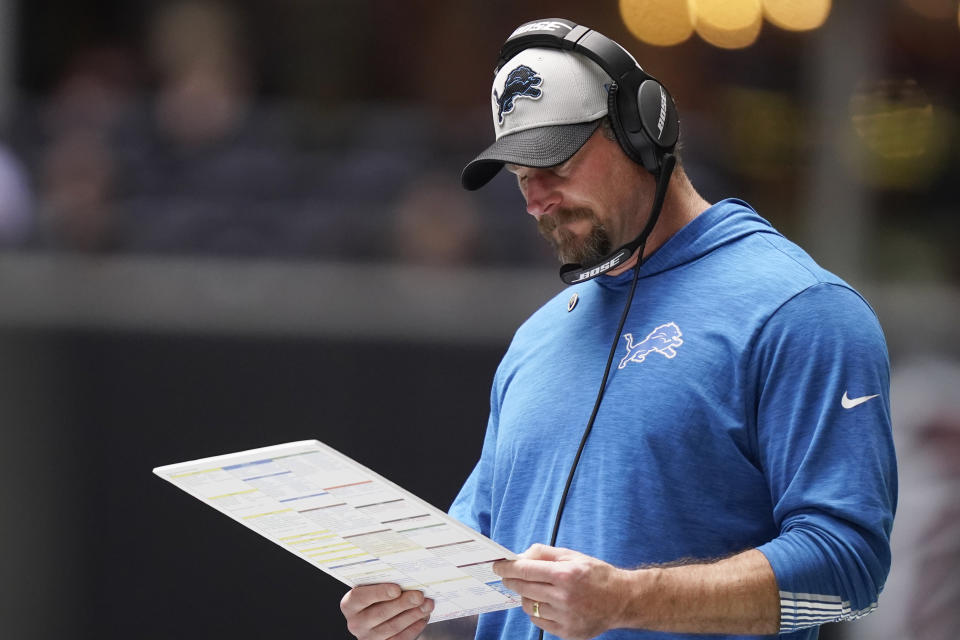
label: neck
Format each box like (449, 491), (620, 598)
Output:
(606, 167), (710, 277)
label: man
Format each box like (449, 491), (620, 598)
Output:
(340, 20), (896, 640)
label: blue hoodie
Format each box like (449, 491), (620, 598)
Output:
(449, 199), (897, 640)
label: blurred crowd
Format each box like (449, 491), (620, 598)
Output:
(2, 0), (957, 286)
(0, 1), (548, 267)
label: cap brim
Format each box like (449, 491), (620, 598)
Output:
(460, 120), (601, 191)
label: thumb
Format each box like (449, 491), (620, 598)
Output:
(522, 543), (574, 561)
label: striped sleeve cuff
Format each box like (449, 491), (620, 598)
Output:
(778, 591), (878, 634)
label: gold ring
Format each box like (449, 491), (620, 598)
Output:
(532, 601), (541, 618)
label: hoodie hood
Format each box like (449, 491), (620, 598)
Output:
(596, 198), (781, 289)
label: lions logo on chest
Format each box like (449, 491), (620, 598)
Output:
(618, 322), (684, 369)
(494, 65), (543, 125)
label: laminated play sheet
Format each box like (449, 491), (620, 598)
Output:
(154, 439), (520, 622)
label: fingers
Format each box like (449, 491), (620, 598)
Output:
(340, 584), (402, 616)
(340, 584), (434, 640)
(367, 599), (433, 640)
(521, 544), (574, 561)
(494, 546), (569, 604)
(500, 577), (558, 604)
(383, 616), (429, 640)
(521, 598), (564, 638)
(496, 544), (594, 590)
(522, 596), (553, 621)
(495, 557), (558, 584)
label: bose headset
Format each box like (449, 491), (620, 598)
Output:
(494, 21), (680, 638)
(496, 18), (680, 285)
(497, 18), (679, 176)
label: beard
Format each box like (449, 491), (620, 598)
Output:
(537, 206), (613, 266)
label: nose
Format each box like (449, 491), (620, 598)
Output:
(522, 170), (561, 219)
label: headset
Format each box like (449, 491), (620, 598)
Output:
(495, 18), (679, 177)
(495, 18), (680, 285)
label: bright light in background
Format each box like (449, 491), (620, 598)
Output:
(762, 0), (832, 31)
(850, 78), (933, 160)
(619, 0), (694, 46)
(693, 0), (763, 49)
(620, 0), (835, 47)
(847, 77), (952, 189)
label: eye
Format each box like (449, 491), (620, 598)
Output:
(552, 158), (573, 175)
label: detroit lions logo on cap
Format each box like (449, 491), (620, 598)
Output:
(493, 64), (542, 125)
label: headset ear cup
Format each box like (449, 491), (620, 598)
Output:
(606, 83), (647, 168)
(637, 79), (679, 153)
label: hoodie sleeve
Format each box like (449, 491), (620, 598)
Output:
(751, 283), (897, 634)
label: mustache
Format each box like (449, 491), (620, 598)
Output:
(536, 207), (597, 235)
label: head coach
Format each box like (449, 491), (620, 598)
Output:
(340, 18), (897, 640)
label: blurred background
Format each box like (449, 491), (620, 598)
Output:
(0, 0), (957, 638)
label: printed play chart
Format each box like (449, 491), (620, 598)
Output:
(154, 440), (520, 622)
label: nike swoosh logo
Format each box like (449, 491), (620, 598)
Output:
(841, 391), (879, 409)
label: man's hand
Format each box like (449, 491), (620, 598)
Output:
(493, 544), (630, 640)
(339, 583), (434, 640)
(496, 545), (780, 638)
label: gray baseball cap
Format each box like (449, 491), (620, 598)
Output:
(461, 48), (610, 191)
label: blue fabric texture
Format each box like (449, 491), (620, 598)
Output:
(448, 199), (897, 640)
